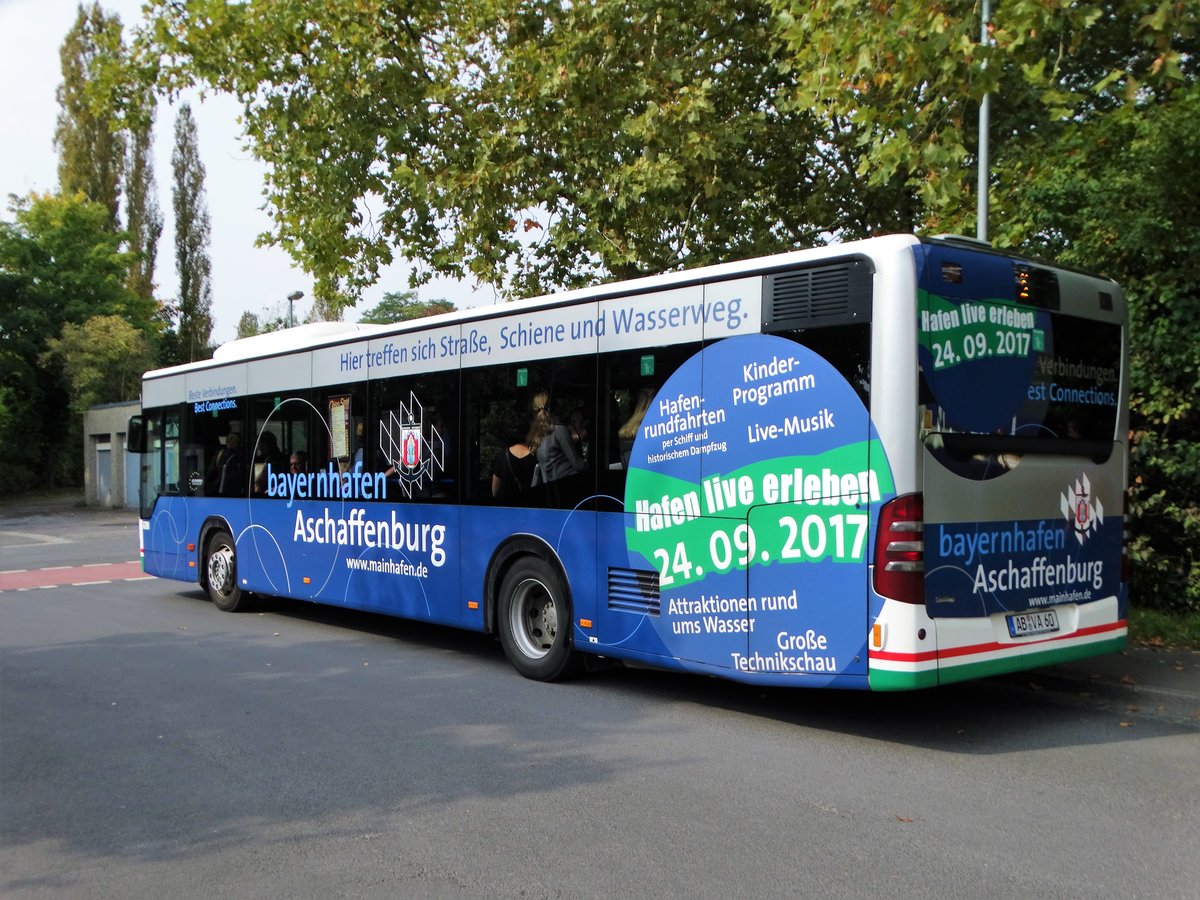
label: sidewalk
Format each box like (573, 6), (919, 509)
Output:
(0, 491), (135, 525)
(1031, 644), (1200, 723)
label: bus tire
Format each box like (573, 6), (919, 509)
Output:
(205, 530), (247, 612)
(497, 556), (581, 681)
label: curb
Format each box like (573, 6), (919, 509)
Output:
(1025, 646), (1200, 724)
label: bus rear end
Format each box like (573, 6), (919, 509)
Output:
(870, 239), (1128, 689)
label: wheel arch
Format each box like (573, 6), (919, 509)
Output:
(483, 533), (572, 636)
(196, 515), (235, 591)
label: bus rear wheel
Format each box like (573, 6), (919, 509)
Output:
(205, 530), (247, 612)
(497, 557), (581, 681)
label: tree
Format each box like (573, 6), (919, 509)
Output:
(235, 311), (261, 339)
(235, 307), (290, 338)
(1008, 87), (1200, 612)
(41, 315), (156, 415)
(768, 0), (1198, 236)
(768, 1), (1199, 613)
(0, 192), (149, 490)
(55, 2), (126, 229)
(138, 0), (846, 306)
(170, 102), (213, 363)
(124, 85), (163, 303)
(356, 291), (454, 324)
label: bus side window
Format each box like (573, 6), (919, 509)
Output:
(252, 393), (312, 498)
(463, 366), (529, 505)
(186, 397), (248, 497)
(372, 372), (460, 503)
(524, 356), (596, 511)
(599, 344), (695, 499)
(782, 324), (871, 404)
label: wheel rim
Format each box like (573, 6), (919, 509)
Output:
(208, 543), (235, 598)
(508, 577), (558, 660)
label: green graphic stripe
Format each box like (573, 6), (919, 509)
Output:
(625, 441), (893, 587)
(627, 440), (894, 521)
(917, 290), (1041, 372)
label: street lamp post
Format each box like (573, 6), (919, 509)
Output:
(287, 290), (304, 328)
(977, 0), (992, 242)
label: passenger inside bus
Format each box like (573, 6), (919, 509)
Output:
(528, 391), (584, 485)
(205, 430), (246, 496)
(253, 430), (289, 495)
(618, 386), (656, 470)
(491, 424), (535, 501)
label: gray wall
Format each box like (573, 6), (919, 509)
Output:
(83, 401), (140, 508)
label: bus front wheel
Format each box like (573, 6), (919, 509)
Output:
(497, 557), (581, 681)
(205, 530), (247, 612)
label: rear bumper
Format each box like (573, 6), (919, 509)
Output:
(868, 596), (1126, 691)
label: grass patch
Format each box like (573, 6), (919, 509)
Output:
(1128, 606), (1200, 650)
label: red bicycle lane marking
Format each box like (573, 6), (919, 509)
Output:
(0, 562), (149, 592)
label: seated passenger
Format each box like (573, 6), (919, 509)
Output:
(205, 430), (247, 496)
(253, 431), (289, 495)
(290, 449), (308, 474)
(618, 386), (656, 469)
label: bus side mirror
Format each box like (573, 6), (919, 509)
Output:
(126, 415), (146, 453)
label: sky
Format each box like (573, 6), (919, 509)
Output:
(0, 0), (488, 345)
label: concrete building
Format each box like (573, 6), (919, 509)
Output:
(83, 400), (140, 508)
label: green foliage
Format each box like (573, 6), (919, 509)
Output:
(0, 192), (152, 491)
(771, 1), (1200, 614)
(56, 2), (127, 229)
(140, 0), (446, 308)
(236, 311), (262, 339)
(356, 291), (454, 324)
(133, 0), (1195, 300)
(769, 0), (1199, 233)
(0, 193), (152, 340)
(136, 0), (872, 303)
(58, 2), (167, 309)
(424, 0), (841, 296)
(234, 309), (288, 338)
(1128, 606), (1200, 650)
(170, 103), (213, 363)
(40, 315), (156, 415)
(125, 83), (163, 303)
(1008, 86), (1200, 613)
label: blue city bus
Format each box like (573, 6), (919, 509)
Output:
(128, 234), (1129, 689)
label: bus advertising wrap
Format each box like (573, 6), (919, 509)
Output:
(922, 466), (1124, 619)
(621, 334), (895, 683)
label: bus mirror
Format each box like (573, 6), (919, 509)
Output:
(126, 415), (146, 453)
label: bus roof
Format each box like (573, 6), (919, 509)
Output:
(147, 234), (927, 382)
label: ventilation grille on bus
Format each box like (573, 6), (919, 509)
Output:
(608, 567), (661, 615)
(764, 259), (873, 331)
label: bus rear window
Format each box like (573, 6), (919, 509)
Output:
(915, 246), (1121, 462)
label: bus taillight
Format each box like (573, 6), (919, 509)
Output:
(873, 493), (925, 604)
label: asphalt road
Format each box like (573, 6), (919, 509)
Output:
(2, 503), (1198, 898)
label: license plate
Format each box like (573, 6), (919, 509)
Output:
(1007, 608), (1060, 638)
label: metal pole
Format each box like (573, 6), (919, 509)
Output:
(977, 0), (992, 242)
